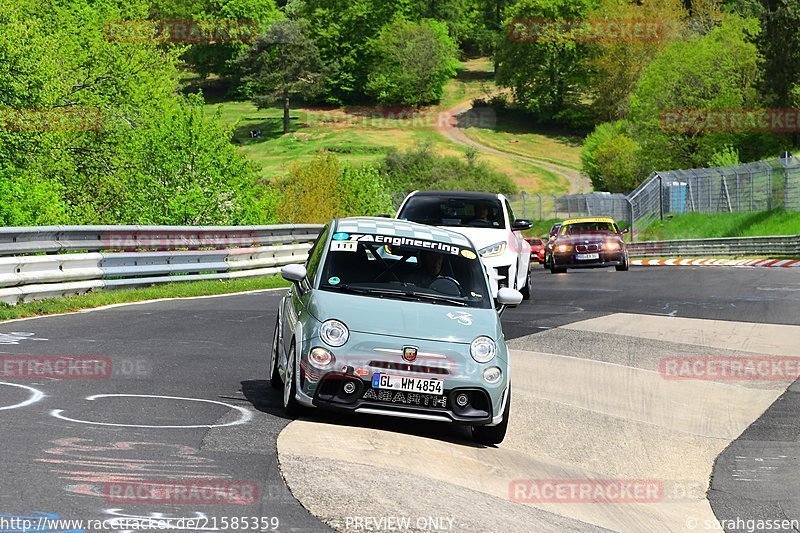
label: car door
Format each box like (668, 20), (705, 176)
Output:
(504, 199), (530, 287)
(281, 224), (329, 365)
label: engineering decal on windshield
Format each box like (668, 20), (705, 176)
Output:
(338, 233), (476, 258)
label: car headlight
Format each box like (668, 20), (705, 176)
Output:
(557, 244), (570, 253)
(604, 241), (621, 251)
(478, 241), (507, 258)
(470, 336), (496, 363)
(320, 319), (349, 347)
(483, 366), (502, 384)
(308, 347), (335, 368)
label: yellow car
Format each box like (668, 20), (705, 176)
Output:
(549, 217), (629, 274)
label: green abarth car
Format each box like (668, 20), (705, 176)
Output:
(270, 217), (522, 444)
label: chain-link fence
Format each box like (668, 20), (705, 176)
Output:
(508, 192), (630, 224)
(507, 154), (800, 240)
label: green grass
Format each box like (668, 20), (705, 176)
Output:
(0, 276), (289, 321)
(636, 210), (800, 241)
(208, 100), (571, 193)
(460, 116), (584, 171)
(437, 58), (497, 110)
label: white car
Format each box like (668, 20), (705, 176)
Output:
(396, 191), (532, 299)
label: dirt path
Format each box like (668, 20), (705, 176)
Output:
(438, 99), (592, 194)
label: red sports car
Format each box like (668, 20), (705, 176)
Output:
(525, 237), (545, 263)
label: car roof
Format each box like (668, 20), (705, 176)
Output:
(409, 190), (501, 201)
(334, 217), (476, 248)
(561, 217), (617, 225)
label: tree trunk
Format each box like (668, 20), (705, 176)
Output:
(283, 91), (290, 134)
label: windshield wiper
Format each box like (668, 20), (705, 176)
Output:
(324, 283), (468, 306)
(403, 291), (468, 307)
(326, 284), (410, 298)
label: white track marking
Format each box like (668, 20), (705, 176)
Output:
(0, 381), (45, 410)
(50, 394), (252, 428)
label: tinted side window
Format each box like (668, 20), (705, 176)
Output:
(504, 200), (516, 226)
(305, 225), (329, 283)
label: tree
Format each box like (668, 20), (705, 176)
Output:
(495, 0), (597, 121)
(236, 19), (324, 133)
(0, 0), (263, 225)
(366, 18), (459, 106)
(628, 15), (764, 170)
(757, 0), (800, 107)
(181, 0), (281, 81)
(587, 0), (687, 121)
(293, 0), (417, 104)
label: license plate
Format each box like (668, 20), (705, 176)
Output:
(576, 253), (599, 260)
(371, 373), (444, 395)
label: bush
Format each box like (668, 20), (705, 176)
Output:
(581, 121), (643, 193)
(381, 142), (518, 195)
(366, 18), (459, 106)
(708, 145), (741, 167)
(275, 153), (394, 223)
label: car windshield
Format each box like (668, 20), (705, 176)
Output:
(319, 236), (491, 309)
(561, 222), (618, 235)
(398, 196), (505, 229)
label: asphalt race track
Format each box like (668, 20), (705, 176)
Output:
(0, 266), (798, 532)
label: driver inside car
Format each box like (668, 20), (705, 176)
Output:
(415, 252), (462, 296)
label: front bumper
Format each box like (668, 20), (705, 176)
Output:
(552, 251), (626, 268)
(310, 372), (496, 425)
(482, 253), (518, 294)
(293, 333), (509, 425)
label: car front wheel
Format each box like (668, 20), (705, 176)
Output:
(270, 317), (282, 389)
(283, 341), (301, 417)
(616, 254), (629, 271)
(520, 268), (532, 300)
(550, 259), (567, 274)
(472, 387), (510, 445)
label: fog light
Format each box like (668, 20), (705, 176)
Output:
(455, 393), (469, 407)
(483, 366), (502, 384)
(308, 347), (334, 368)
(343, 381), (356, 394)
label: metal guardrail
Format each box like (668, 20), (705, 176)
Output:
(0, 225), (323, 305)
(628, 234), (800, 258)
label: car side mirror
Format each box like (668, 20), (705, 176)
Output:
(281, 264), (307, 283)
(497, 287), (523, 307)
(512, 219), (532, 231)
(621, 228), (630, 234)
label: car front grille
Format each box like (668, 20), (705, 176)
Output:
(368, 360), (450, 375)
(575, 243), (601, 253)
